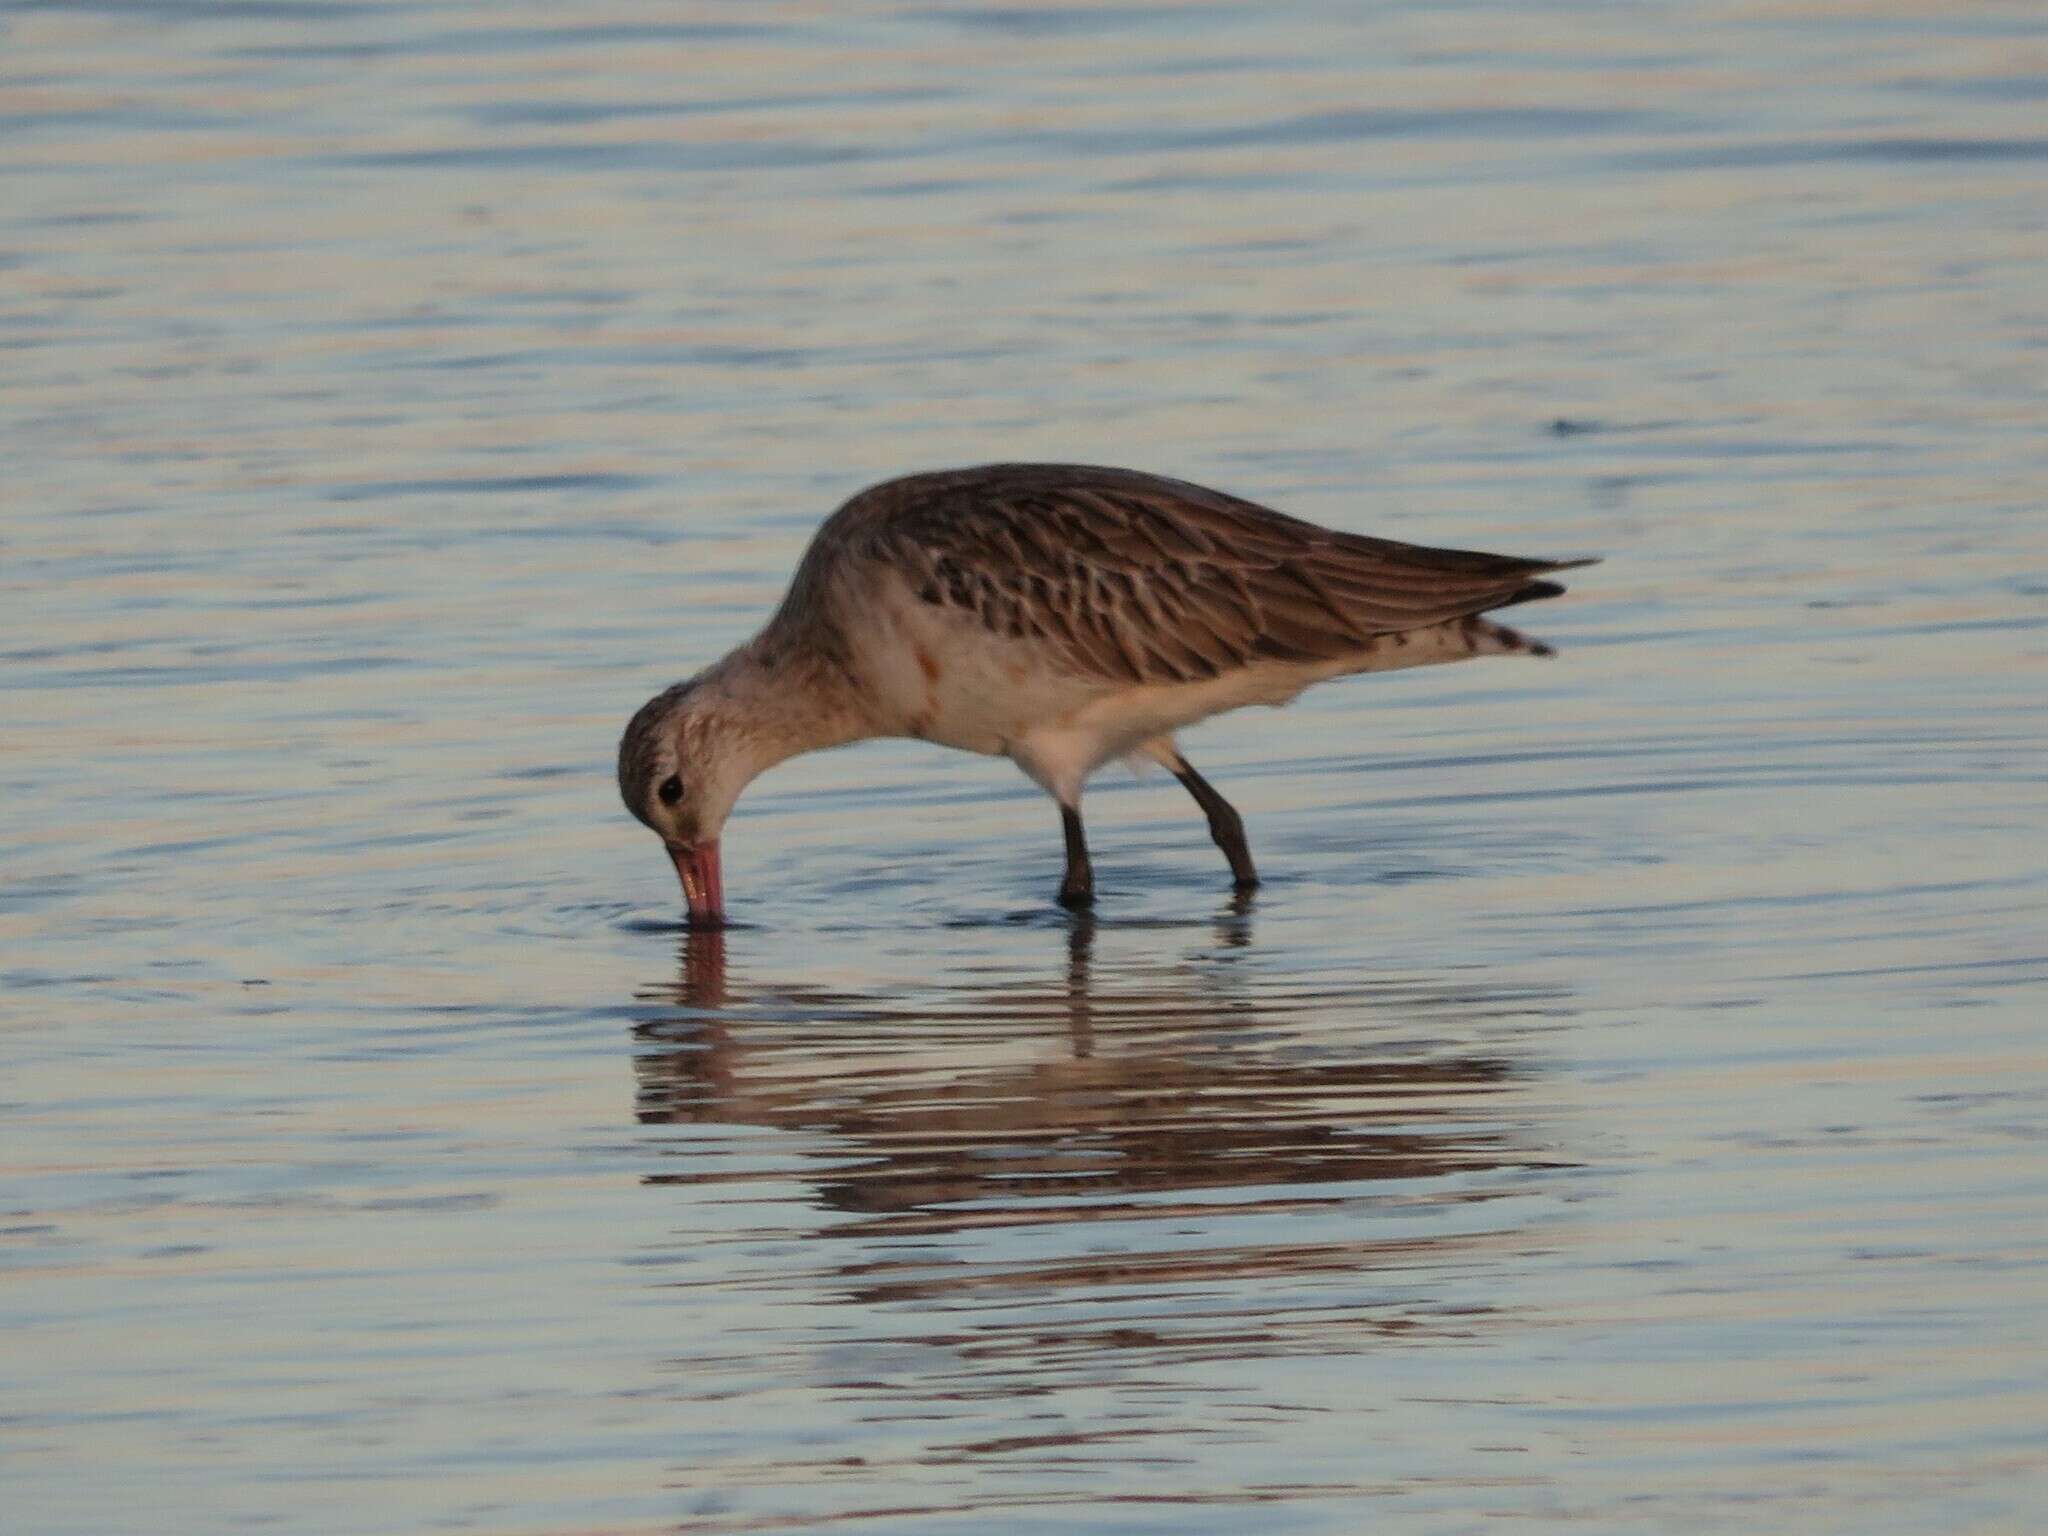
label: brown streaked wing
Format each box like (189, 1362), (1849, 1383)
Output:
(823, 464), (1594, 686)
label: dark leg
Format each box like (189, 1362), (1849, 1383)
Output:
(1058, 803), (1095, 908)
(1171, 755), (1259, 890)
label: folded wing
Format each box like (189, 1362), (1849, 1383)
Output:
(825, 463), (1595, 686)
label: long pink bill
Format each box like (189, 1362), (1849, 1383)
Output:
(667, 840), (725, 928)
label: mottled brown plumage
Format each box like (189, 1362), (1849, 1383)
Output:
(623, 463), (1596, 923)
(783, 463), (1591, 685)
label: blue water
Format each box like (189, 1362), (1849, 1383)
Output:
(4, 2), (2045, 1532)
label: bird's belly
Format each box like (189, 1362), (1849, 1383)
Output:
(996, 668), (1306, 802)
(847, 585), (1106, 755)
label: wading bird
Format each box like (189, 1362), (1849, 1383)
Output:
(619, 463), (1593, 925)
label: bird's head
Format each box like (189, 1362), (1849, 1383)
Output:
(618, 677), (751, 927)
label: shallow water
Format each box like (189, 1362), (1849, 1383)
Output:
(5, 2), (2046, 1532)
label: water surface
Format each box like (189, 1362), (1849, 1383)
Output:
(5, 2), (2046, 1532)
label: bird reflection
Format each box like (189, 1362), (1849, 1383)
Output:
(632, 916), (1569, 1277)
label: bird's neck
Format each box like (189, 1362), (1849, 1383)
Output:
(701, 631), (879, 783)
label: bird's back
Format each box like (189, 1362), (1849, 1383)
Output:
(770, 463), (1591, 689)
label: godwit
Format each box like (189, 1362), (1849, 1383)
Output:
(619, 463), (1594, 924)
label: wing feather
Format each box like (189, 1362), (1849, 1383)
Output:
(796, 464), (1594, 686)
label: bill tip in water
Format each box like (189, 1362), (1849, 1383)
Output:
(667, 839), (726, 929)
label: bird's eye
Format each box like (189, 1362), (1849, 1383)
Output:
(657, 774), (683, 807)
